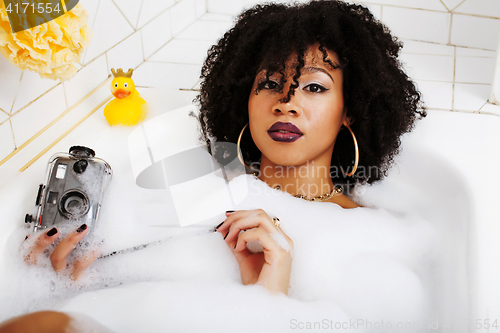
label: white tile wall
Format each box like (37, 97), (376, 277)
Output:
(82, 0), (101, 30)
(141, 9), (173, 59)
(11, 71), (60, 114)
(382, 7), (451, 44)
(455, 56), (496, 84)
(440, 0), (464, 11)
(83, 0), (134, 65)
(455, 47), (496, 57)
(400, 53), (454, 81)
(194, 0), (207, 18)
(451, 14), (500, 50)
(0, 121), (15, 160)
(137, 0), (176, 28)
(1, 0), (500, 174)
(401, 40), (455, 55)
(10, 85), (67, 147)
(480, 103), (500, 116)
(176, 20), (234, 43)
(454, 83), (491, 111)
(149, 39), (213, 64)
(133, 62), (200, 89)
(360, 0), (447, 11)
(415, 80), (453, 110)
(171, 0), (197, 36)
(106, 31), (144, 71)
(0, 111), (8, 124)
(113, 0), (143, 28)
(200, 13), (234, 21)
(0, 56), (22, 113)
(63, 55), (109, 107)
(454, 0), (500, 18)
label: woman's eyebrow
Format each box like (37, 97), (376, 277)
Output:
(301, 66), (334, 82)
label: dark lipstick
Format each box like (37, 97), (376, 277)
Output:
(267, 122), (303, 142)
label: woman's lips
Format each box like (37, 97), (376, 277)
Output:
(267, 122), (303, 142)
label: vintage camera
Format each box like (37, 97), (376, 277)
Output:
(25, 146), (112, 233)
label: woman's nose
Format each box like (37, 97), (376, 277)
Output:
(272, 93), (302, 116)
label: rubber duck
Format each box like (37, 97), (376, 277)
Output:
(104, 68), (148, 126)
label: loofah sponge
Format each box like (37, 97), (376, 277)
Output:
(0, 1), (92, 81)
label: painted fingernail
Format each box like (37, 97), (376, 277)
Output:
(224, 231), (230, 240)
(47, 228), (57, 237)
(213, 221), (224, 232)
(76, 224), (87, 233)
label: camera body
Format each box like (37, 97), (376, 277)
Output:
(25, 146), (112, 233)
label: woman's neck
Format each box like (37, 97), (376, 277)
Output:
(257, 156), (335, 198)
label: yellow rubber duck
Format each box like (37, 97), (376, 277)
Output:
(104, 68), (148, 126)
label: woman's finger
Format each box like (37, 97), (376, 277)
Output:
(70, 247), (100, 280)
(50, 224), (89, 272)
(24, 228), (59, 265)
(224, 210), (278, 244)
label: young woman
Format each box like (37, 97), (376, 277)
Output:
(198, 0), (424, 295)
(14, 1), (446, 330)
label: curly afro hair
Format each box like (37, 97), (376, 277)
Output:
(196, 0), (425, 185)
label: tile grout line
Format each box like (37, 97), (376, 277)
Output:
(82, 0), (101, 65)
(135, 0), (144, 30)
(111, 0), (136, 32)
(9, 71), (23, 115)
(144, 6), (199, 62)
(450, 0), (467, 12)
(19, 95), (113, 172)
(10, 82), (62, 118)
(9, 119), (17, 149)
(360, 1), (500, 20)
(0, 77), (112, 168)
(448, 12), (453, 46)
(136, 1), (179, 31)
(439, 0), (450, 12)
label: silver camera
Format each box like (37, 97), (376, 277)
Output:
(25, 146), (112, 233)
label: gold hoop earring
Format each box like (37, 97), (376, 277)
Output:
(341, 123), (359, 177)
(237, 123), (250, 168)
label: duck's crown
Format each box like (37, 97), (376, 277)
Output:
(111, 68), (133, 78)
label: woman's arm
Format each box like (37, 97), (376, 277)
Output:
(217, 209), (293, 295)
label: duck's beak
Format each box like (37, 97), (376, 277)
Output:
(113, 89), (131, 99)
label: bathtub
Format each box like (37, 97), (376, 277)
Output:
(0, 88), (498, 332)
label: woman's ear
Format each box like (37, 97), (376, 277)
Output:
(343, 116), (353, 127)
(341, 108), (353, 127)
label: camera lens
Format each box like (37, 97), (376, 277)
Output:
(59, 190), (89, 219)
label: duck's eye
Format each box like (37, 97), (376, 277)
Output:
(124, 83), (128, 88)
(114, 83), (118, 88)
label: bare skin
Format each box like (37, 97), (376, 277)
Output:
(24, 224), (99, 280)
(218, 45), (360, 295)
(0, 311), (71, 333)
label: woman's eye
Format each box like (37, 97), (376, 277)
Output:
(305, 83), (327, 93)
(257, 79), (280, 90)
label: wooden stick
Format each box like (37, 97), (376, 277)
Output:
(19, 96), (112, 172)
(0, 76), (112, 167)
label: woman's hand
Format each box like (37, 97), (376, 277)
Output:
(23, 224), (99, 280)
(217, 209), (293, 295)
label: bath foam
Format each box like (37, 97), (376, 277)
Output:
(45, 174), (466, 332)
(0, 125), (469, 332)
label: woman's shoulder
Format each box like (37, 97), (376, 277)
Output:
(326, 194), (362, 209)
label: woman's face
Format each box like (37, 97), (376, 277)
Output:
(248, 45), (346, 168)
